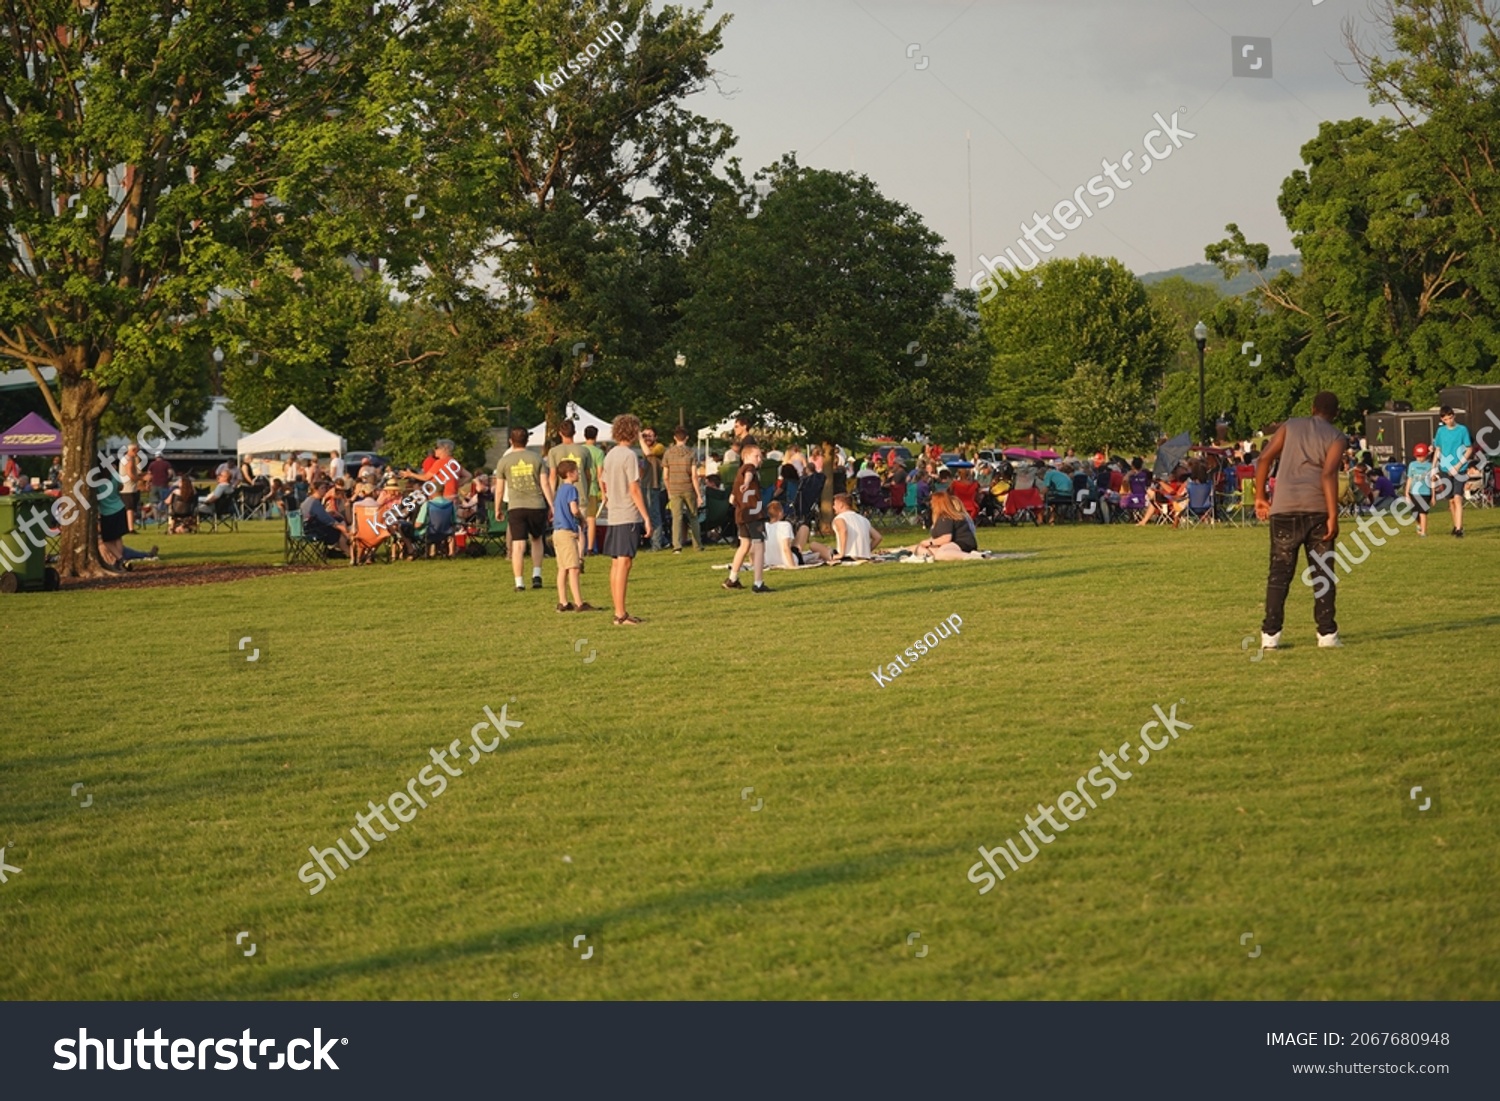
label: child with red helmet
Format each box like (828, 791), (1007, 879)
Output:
(1405, 442), (1436, 537)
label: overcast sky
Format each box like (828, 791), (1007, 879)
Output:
(681, 0), (1392, 282)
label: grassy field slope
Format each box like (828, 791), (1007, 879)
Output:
(1, 515), (1496, 1000)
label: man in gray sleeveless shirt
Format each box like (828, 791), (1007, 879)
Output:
(1253, 391), (1347, 649)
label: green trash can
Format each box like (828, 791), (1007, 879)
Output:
(0, 493), (60, 592)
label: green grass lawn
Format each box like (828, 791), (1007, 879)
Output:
(1, 513), (1497, 1000)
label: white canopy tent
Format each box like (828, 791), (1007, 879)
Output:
(235, 405), (346, 457)
(697, 411), (806, 465)
(525, 401), (613, 448)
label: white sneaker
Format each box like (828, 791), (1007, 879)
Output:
(1317, 632), (1343, 648)
(1260, 631), (1281, 650)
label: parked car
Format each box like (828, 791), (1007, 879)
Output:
(940, 452), (975, 470)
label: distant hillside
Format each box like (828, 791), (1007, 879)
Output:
(1140, 254), (1302, 297)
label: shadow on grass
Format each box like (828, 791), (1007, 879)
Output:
(233, 844), (953, 996)
(1352, 613), (1500, 642)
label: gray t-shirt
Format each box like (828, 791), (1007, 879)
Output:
(1271, 416), (1346, 516)
(602, 444), (642, 524)
(495, 449), (547, 509)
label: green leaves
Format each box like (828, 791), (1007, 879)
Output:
(975, 256), (1172, 442)
(671, 156), (978, 441)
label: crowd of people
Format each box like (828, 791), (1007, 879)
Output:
(7, 404), (1493, 597)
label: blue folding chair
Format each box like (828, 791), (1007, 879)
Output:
(1184, 480), (1216, 526)
(417, 498), (457, 557)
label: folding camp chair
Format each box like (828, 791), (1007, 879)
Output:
(1003, 486), (1043, 526)
(857, 476), (893, 526)
(418, 498), (458, 558)
(1044, 488), (1077, 524)
(284, 511), (326, 566)
(701, 486), (734, 544)
(1182, 481), (1216, 526)
(896, 480), (921, 526)
(794, 472), (825, 529)
(201, 491), (239, 532)
(349, 503), (391, 565)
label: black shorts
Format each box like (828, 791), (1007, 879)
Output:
(1436, 472), (1469, 500)
(1409, 494), (1431, 514)
(737, 521), (766, 542)
(121, 491), (140, 513)
(507, 507), (547, 542)
(99, 509), (128, 542)
(603, 521), (641, 558)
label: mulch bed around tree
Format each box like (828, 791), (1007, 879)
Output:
(62, 563), (321, 590)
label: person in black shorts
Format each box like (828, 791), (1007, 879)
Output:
(600, 414), (654, 624)
(724, 443), (772, 593)
(494, 427), (552, 591)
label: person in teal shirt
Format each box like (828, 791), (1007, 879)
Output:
(97, 469), (158, 569)
(1404, 443), (1435, 537)
(1432, 406), (1474, 537)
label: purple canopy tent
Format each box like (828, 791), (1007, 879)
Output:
(0, 412), (62, 454)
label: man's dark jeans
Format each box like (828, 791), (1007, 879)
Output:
(1262, 512), (1337, 637)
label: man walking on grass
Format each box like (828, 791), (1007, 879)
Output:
(601, 414), (654, 625)
(494, 428), (552, 592)
(1255, 390), (1347, 650)
(1432, 405), (1475, 538)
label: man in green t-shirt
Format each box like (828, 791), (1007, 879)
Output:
(494, 427), (552, 592)
(545, 419), (595, 517)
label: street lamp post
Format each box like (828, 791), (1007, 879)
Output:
(1193, 320), (1209, 444)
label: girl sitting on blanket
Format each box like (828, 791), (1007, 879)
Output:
(764, 500), (831, 566)
(902, 490), (982, 560)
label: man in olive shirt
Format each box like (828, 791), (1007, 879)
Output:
(545, 418), (595, 519)
(494, 427), (553, 591)
(662, 425), (703, 551)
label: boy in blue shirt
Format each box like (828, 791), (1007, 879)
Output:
(551, 460), (595, 612)
(1405, 443), (1435, 537)
(1432, 406), (1474, 537)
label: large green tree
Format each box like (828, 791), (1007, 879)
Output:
(0, 0), (378, 575)
(369, 0), (735, 440)
(975, 255), (1172, 442)
(672, 157), (984, 430)
(1185, 1), (1500, 437)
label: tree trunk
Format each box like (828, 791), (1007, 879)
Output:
(818, 440), (837, 535)
(55, 357), (113, 579)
